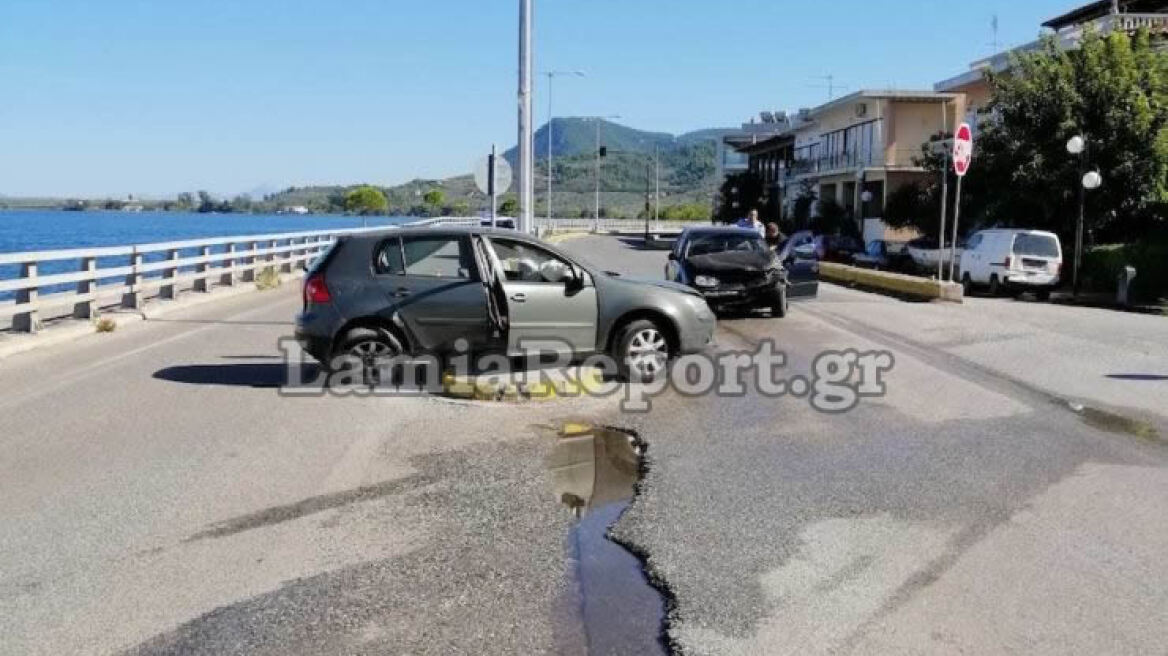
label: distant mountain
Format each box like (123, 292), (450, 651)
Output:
(504, 118), (729, 163)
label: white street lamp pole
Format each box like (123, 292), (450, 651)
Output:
(544, 71), (585, 229)
(517, 0), (534, 234)
(1067, 135), (1102, 297)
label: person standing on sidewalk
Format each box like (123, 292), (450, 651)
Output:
(736, 209), (765, 237)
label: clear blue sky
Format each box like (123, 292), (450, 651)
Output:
(0, 0), (1075, 198)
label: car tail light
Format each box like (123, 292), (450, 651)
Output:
(1004, 255), (1012, 269)
(304, 274), (331, 304)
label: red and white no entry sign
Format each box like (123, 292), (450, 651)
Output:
(953, 122), (973, 177)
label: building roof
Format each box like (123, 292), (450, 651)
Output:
(812, 89), (959, 116)
(1042, 0), (1168, 30)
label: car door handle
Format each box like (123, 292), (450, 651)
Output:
(393, 288), (411, 298)
(510, 292), (527, 303)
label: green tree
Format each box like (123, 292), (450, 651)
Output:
(886, 28), (1168, 245)
(196, 190), (215, 213)
(344, 186), (389, 215)
(423, 189), (445, 215)
(175, 192), (194, 211)
(499, 195), (518, 215)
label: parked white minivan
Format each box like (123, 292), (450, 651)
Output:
(959, 229), (1063, 299)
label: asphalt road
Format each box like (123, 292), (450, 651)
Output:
(559, 235), (1168, 655)
(1, 234), (1166, 655)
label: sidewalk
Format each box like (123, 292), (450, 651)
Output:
(806, 283), (1168, 424)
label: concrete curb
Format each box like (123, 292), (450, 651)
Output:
(441, 367), (607, 403)
(819, 262), (964, 303)
(542, 231), (590, 245)
(0, 271), (305, 362)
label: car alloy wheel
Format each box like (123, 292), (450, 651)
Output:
(626, 326), (669, 381)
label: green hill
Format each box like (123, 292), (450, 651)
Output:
(259, 119), (730, 219)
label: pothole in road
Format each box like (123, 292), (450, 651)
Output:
(543, 423), (669, 656)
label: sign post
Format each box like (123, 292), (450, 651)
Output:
(474, 147), (513, 229)
(949, 122), (973, 282)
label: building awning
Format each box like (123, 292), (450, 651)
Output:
(735, 134), (795, 155)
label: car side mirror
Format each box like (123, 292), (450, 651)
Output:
(667, 252), (678, 261)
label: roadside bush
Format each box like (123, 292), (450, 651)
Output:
(255, 266), (281, 291)
(94, 317), (117, 333)
(1081, 241), (1168, 303)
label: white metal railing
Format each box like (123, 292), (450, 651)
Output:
(535, 218), (705, 233)
(0, 226), (399, 332)
(0, 215), (704, 333)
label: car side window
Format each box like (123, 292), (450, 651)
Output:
(489, 238), (574, 284)
(402, 237), (474, 279)
(373, 237), (404, 275)
(966, 233), (984, 251)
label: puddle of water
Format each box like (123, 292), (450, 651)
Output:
(1064, 401), (1160, 441)
(545, 423), (669, 656)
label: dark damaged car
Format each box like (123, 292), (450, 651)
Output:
(665, 226), (793, 317)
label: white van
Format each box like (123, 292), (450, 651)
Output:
(959, 229), (1063, 299)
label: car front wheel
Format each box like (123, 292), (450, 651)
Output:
(615, 319), (670, 382)
(771, 286), (789, 318)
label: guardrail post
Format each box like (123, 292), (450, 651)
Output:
(280, 238), (294, 274)
(160, 248), (180, 300)
(73, 257), (97, 319)
(193, 246), (211, 292)
(241, 241), (258, 283)
(220, 243), (236, 287)
(13, 262), (42, 333)
(122, 248), (143, 309)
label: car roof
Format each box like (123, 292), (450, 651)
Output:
(683, 226), (760, 236)
(347, 225), (532, 240)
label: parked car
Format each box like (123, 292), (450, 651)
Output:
(906, 236), (964, 274)
(958, 229), (1063, 299)
(665, 226), (793, 317)
(776, 231), (821, 299)
(295, 227), (716, 382)
(814, 234), (864, 264)
(851, 240), (913, 272)
(480, 217), (517, 229)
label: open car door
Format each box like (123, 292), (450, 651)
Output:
(472, 235), (509, 338)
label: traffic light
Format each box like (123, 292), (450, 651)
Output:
(599, 146), (607, 158)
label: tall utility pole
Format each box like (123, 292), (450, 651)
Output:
(654, 145), (660, 224)
(544, 71), (585, 227)
(517, 0), (534, 234)
(938, 100), (950, 281)
(591, 115), (620, 231)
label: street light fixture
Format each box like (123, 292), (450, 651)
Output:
(1066, 134), (1101, 296)
(543, 70), (586, 228)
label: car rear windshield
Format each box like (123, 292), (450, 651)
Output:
(688, 234), (767, 257)
(1012, 234), (1060, 258)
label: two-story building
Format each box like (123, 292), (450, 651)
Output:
(736, 90), (963, 243)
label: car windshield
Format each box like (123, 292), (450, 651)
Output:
(688, 234), (767, 257)
(1013, 233), (1060, 258)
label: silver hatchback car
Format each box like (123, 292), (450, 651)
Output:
(295, 227), (716, 381)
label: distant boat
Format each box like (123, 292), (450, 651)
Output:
(123, 204), (144, 213)
(277, 205), (311, 215)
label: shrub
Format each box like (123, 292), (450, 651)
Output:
(1081, 241), (1168, 302)
(255, 266), (281, 291)
(94, 317), (117, 333)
